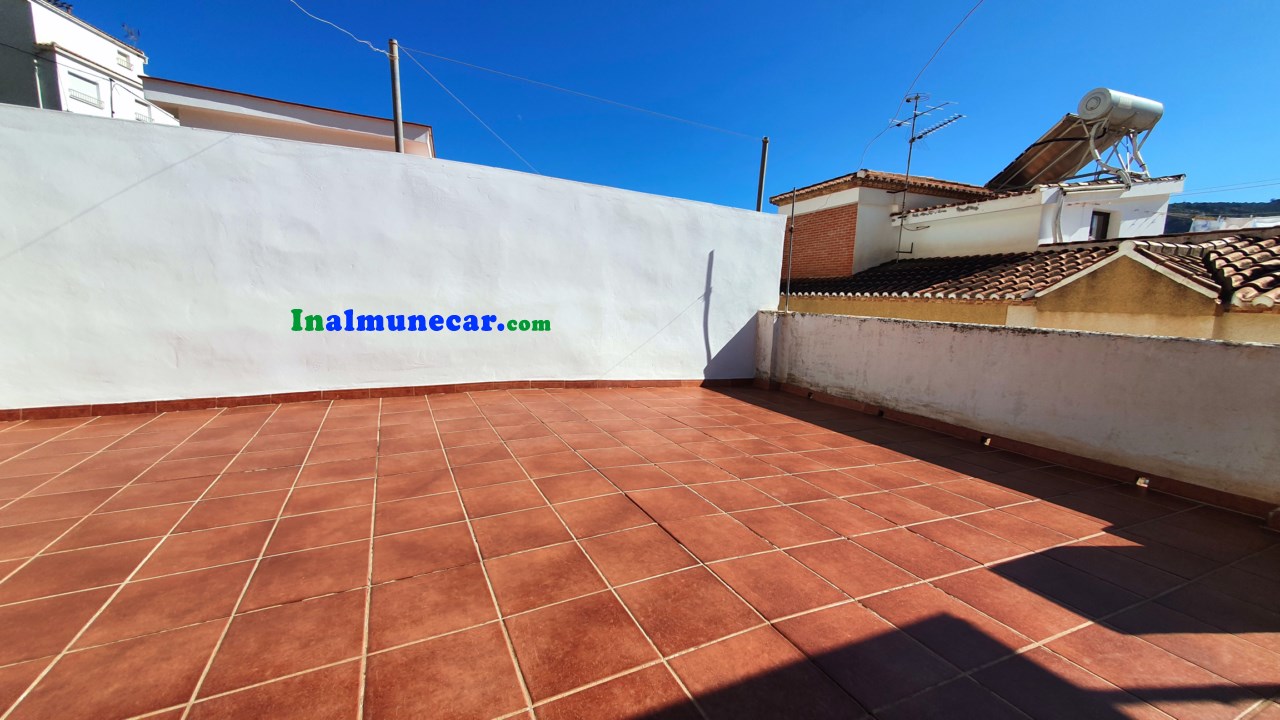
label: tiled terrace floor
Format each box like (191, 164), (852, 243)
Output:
(0, 388), (1277, 720)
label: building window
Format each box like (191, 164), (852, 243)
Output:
(66, 72), (102, 108)
(134, 100), (152, 122)
(117, 51), (133, 69)
(1089, 211), (1113, 241)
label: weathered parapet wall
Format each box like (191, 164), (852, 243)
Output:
(757, 311), (1280, 507)
(0, 104), (785, 409)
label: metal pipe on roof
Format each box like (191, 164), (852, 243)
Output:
(755, 137), (769, 212)
(389, 38), (404, 153)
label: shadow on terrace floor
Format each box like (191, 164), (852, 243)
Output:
(605, 388), (1280, 720)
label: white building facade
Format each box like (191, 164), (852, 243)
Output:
(0, 0), (176, 124)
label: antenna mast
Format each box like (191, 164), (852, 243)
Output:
(891, 93), (964, 258)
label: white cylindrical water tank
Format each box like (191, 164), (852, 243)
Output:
(1077, 88), (1164, 131)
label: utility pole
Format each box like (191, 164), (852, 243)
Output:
(755, 136), (770, 211)
(389, 38), (404, 153)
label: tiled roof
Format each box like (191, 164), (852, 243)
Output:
(1201, 236), (1280, 307)
(769, 169), (993, 206)
(784, 234), (1280, 308)
(785, 246), (1116, 301)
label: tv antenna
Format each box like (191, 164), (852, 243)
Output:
(892, 93), (964, 257)
(121, 24), (140, 47)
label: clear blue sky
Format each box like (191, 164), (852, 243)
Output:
(77, 0), (1280, 209)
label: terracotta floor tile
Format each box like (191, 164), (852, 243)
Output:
(0, 488), (116, 527)
(0, 658), (48, 715)
(669, 626), (861, 720)
(365, 624), (527, 720)
(6, 620), (223, 720)
(368, 563), (496, 651)
(306, 439), (376, 465)
(437, 417), (492, 434)
(97, 475), (216, 513)
(266, 505), (371, 554)
(202, 590), (364, 696)
(377, 433), (442, 456)
(497, 424), (557, 443)
(377, 449), (448, 477)
(657, 460), (734, 485)
(446, 441), (515, 467)
(1049, 623), (1258, 719)
(0, 538), (156, 603)
(712, 456), (782, 480)
(372, 523), (478, 582)
(875, 676), (1026, 720)
(460, 479), (548, 518)
(243, 430), (315, 453)
(792, 498), (893, 537)
(188, 661), (360, 720)
(0, 517), (76, 561)
(519, 451), (592, 479)
(487, 542), (606, 615)
(613, 429), (669, 447)
(692, 480), (780, 512)
(961, 509), (1075, 551)
(294, 458), (376, 487)
(1043, 537), (1185, 598)
(557, 494), (651, 539)
(374, 492), (463, 535)
(600, 464), (679, 490)
(862, 584), (1031, 670)
(634, 442), (700, 463)
(535, 470), (616, 503)
(579, 446), (647, 468)
(138, 521), (272, 578)
(855, 528), (977, 579)
(177, 490), (288, 532)
(973, 647), (1168, 720)
(710, 551), (846, 620)
(788, 540), (918, 597)
(282, 478), (374, 516)
(1106, 602), (1280, 694)
(204, 467), (297, 498)
(241, 540), (368, 610)
(1000, 500), (1108, 538)
(137, 454), (236, 484)
(747, 475), (832, 504)
(909, 518), (1029, 565)
(506, 435), (571, 458)
(225, 447), (307, 473)
(79, 563), (252, 649)
(581, 524), (697, 586)
(842, 465), (919, 491)
(732, 506), (838, 547)
(0, 588), (113, 665)
(661, 514), (773, 562)
(894, 485), (989, 516)
(993, 553), (1142, 619)
(846, 492), (943, 525)
(628, 487), (719, 522)
(1089, 531), (1222, 580)
(756, 452), (829, 474)
(375, 468), (453, 501)
(537, 665), (699, 720)
(941, 478), (1032, 508)
(795, 469), (880, 497)
(618, 566), (760, 654)
(49, 503), (192, 552)
(933, 569), (1088, 641)
(776, 603), (960, 712)
(1124, 506), (1278, 565)
(506, 592), (657, 701)
(452, 459), (527, 489)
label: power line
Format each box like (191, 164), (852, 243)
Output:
(400, 50), (540, 174)
(400, 46), (755, 140)
(285, 0), (386, 56)
(857, 0), (985, 168)
(1172, 178), (1280, 197)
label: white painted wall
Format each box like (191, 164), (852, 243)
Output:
(757, 312), (1280, 504)
(0, 105), (785, 408)
(29, 1), (145, 84)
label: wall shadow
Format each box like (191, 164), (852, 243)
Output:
(622, 387), (1280, 719)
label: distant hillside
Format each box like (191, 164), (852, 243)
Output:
(1165, 199), (1280, 233)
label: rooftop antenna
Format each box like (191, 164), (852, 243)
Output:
(891, 93), (964, 258)
(121, 24), (140, 47)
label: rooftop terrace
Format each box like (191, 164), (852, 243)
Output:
(1, 387), (1276, 720)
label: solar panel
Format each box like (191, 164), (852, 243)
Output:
(984, 114), (1126, 191)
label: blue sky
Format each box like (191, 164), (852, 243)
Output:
(78, 0), (1280, 209)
